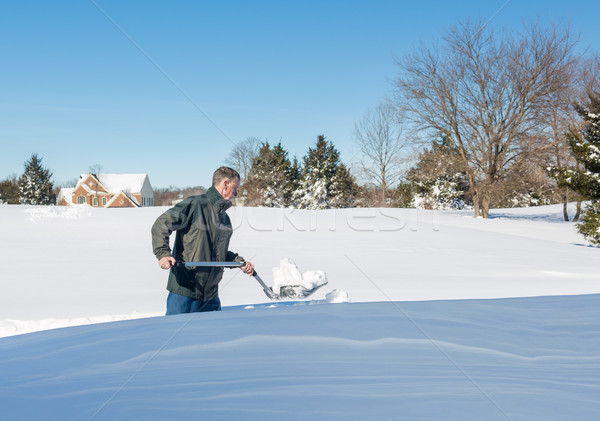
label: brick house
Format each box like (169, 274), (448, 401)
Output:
(57, 174), (154, 208)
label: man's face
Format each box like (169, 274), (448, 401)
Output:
(221, 178), (240, 200)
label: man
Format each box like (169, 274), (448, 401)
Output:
(151, 167), (254, 315)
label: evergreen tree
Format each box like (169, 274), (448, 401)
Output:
(549, 95), (600, 245)
(0, 176), (20, 204)
(329, 163), (357, 208)
(245, 142), (293, 207)
(407, 136), (470, 210)
(18, 154), (56, 205)
(285, 157), (301, 205)
(293, 135), (357, 209)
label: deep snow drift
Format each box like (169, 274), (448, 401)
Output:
(1, 295), (599, 420)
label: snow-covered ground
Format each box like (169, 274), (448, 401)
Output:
(1, 203), (597, 334)
(0, 203), (599, 419)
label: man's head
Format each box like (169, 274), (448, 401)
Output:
(212, 167), (241, 200)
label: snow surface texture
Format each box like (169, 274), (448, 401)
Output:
(1, 296), (599, 420)
(25, 205), (92, 221)
(1, 204), (599, 419)
(0, 203), (599, 336)
(271, 257), (329, 294)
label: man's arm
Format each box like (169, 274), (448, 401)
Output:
(151, 198), (193, 269)
(226, 251), (254, 275)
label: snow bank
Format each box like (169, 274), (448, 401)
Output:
(0, 312), (161, 338)
(1, 295), (599, 420)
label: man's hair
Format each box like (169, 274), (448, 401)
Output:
(212, 166), (240, 187)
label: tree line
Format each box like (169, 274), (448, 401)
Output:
(230, 135), (357, 209)
(226, 21), (600, 244)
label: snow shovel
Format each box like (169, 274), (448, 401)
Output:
(178, 261), (326, 300)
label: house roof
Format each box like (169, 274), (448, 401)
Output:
(105, 190), (140, 207)
(57, 188), (74, 200)
(80, 174), (148, 194)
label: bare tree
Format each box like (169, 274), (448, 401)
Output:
(353, 102), (408, 205)
(548, 55), (600, 220)
(547, 83), (584, 221)
(225, 137), (261, 180)
(88, 164), (103, 175)
(87, 164), (104, 206)
(153, 185), (206, 206)
(395, 21), (579, 217)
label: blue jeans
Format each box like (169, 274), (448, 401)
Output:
(166, 291), (222, 315)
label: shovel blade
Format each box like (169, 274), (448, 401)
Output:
(253, 270), (327, 301)
(278, 283), (327, 299)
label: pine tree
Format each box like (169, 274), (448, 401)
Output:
(18, 154), (56, 205)
(293, 135), (357, 209)
(285, 157), (301, 205)
(245, 142), (293, 207)
(549, 95), (600, 244)
(0, 176), (20, 204)
(407, 137), (470, 210)
(329, 163), (357, 208)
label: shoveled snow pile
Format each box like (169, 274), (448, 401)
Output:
(326, 289), (350, 303)
(272, 258), (328, 294)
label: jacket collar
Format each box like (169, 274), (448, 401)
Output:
(206, 186), (232, 214)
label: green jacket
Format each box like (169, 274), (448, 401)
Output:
(151, 186), (243, 300)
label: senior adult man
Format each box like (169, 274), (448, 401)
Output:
(151, 167), (254, 315)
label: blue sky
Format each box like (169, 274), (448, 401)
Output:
(1, 0), (599, 188)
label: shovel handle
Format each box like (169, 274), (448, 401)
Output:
(176, 261), (280, 300)
(251, 271), (279, 299)
(177, 261), (245, 268)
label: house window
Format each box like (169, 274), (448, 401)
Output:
(102, 197), (107, 206)
(93, 197), (98, 207)
(77, 196), (86, 204)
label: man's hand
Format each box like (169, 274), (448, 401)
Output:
(240, 261), (254, 275)
(159, 256), (176, 270)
